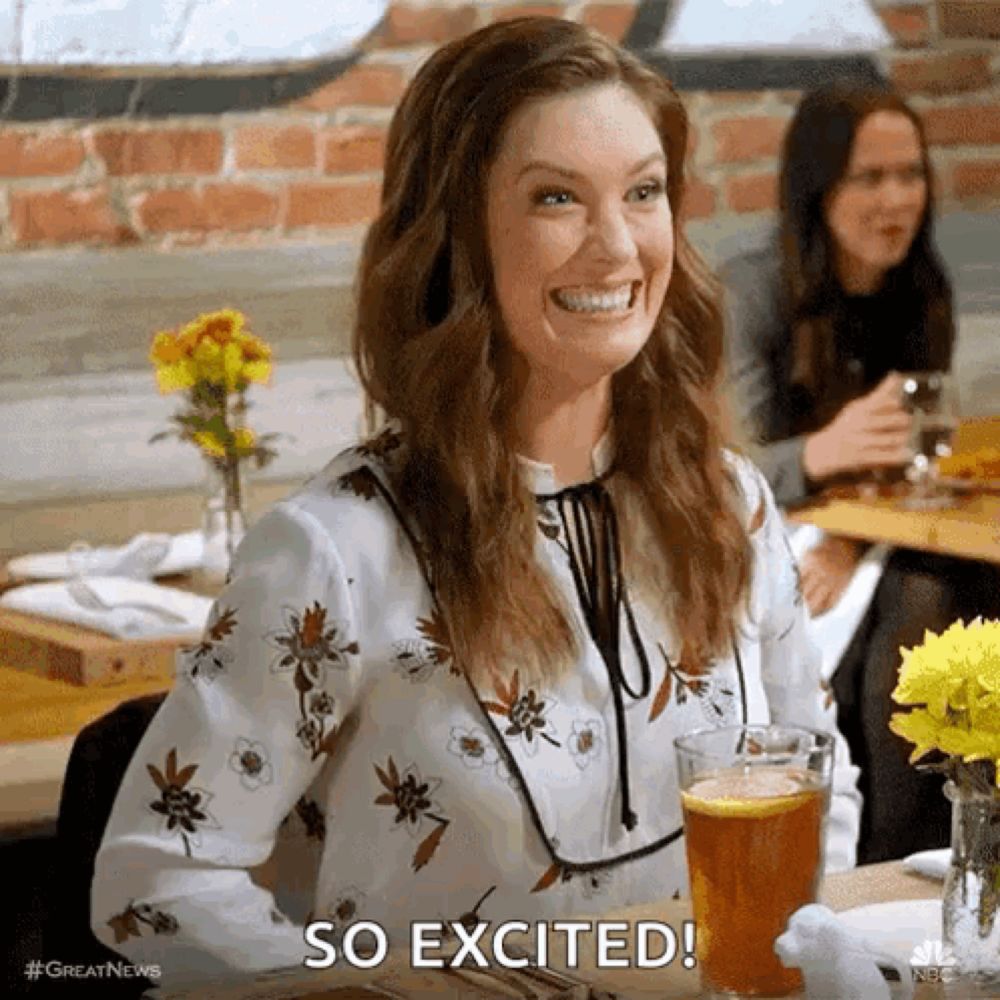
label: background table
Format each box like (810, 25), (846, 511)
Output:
(787, 415), (1000, 565)
(787, 490), (1000, 565)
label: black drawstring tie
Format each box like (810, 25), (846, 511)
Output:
(554, 481), (651, 832)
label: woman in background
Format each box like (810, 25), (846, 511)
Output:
(723, 83), (997, 863)
(92, 18), (859, 990)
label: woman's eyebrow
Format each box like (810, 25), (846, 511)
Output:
(516, 152), (665, 181)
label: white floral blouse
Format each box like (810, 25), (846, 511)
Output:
(92, 429), (861, 990)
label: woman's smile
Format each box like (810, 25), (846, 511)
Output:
(549, 281), (640, 317)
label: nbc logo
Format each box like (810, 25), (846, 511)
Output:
(911, 940), (956, 967)
(910, 940), (959, 984)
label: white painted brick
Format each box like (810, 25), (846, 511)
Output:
(0, 0), (19, 63)
(660, 0), (893, 53)
(18, 0), (388, 67)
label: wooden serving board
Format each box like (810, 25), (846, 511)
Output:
(0, 606), (190, 686)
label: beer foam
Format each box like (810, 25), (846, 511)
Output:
(682, 767), (815, 818)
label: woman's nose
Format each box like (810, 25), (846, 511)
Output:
(588, 206), (636, 263)
(881, 173), (922, 210)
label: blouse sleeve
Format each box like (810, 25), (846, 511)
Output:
(743, 462), (863, 872)
(91, 500), (362, 988)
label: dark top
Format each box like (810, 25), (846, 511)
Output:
(721, 240), (952, 505)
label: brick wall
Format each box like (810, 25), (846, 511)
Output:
(0, 0), (998, 252)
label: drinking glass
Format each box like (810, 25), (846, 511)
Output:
(674, 725), (834, 998)
(899, 371), (959, 510)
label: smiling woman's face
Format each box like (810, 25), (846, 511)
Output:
(485, 83), (674, 391)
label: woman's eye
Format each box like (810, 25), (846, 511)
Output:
(629, 180), (666, 202)
(533, 188), (575, 207)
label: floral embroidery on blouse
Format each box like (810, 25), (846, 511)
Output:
(392, 609), (456, 682)
(698, 676), (738, 726)
(180, 606), (238, 682)
(443, 886), (497, 938)
(416, 608), (457, 675)
(146, 748), (219, 857)
(391, 638), (437, 683)
(567, 718), (604, 771)
(483, 670), (560, 756)
(280, 795), (327, 841)
(325, 885), (368, 944)
(648, 643), (729, 724)
(373, 756), (451, 871)
(266, 601), (358, 760)
(355, 426), (403, 462)
(107, 901), (179, 944)
(228, 737), (274, 791)
(530, 860), (612, 898)
(338, 467), (380, 501)
(531, 861), (570, 893)
(446, 726), (499, 770)
(579, 869), (612, 900)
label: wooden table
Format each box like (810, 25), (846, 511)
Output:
(787, 489), (1000, 565)
(151, 862), (967, 999)
(0, 667), (169, 831)
(787, 415), (1000, 564)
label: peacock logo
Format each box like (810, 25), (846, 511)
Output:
(910, 939), (956, 968)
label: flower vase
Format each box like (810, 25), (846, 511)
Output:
(198, 456), (248, 588)
(942, 780), (1000, 981)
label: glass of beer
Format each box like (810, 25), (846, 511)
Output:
(674, 725), (833, 997)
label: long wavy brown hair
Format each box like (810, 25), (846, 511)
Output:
(353, 16), (751, 683)
(778, 83), (954, 424)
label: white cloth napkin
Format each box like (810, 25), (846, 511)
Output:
(903, 848), (950, 880)
(784, 519), (890, 682)
(6, 531), (204, 581)
(775, 904), (915, 999)
(0, 575), (212, 639)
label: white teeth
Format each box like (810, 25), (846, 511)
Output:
(553, 283), (634, 314)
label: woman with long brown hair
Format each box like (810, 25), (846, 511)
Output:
(93, 18), (859, 986)
(723, 83), (997, 863)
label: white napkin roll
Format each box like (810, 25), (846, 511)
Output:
(776, 904), (914, 1000)
(0, 576), (212, 639)
(6, 531), (205, 581)
(902, 848), (950, 880)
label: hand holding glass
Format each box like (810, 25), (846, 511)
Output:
(675, 725), (833, 998)
(899, 371), (959, 509)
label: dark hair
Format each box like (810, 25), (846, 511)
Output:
(353, 16), (750, 682)
(778, 82), (953, 414)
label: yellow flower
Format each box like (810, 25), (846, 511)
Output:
(149, 330), (196, 393)
(192, 429), (226, 458)
(166, 310), (272, 391)
(890, 618), (1000, 784)
(149, 330), (185, 365)
(233, 427), (256, 453)
(183, 308), (245, 347)
(149, 309), (275, 466)
(237, 333), (272, 386)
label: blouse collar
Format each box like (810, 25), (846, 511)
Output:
(516, 427), (615, 496)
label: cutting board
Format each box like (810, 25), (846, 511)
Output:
(0, 607), (189, 686)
